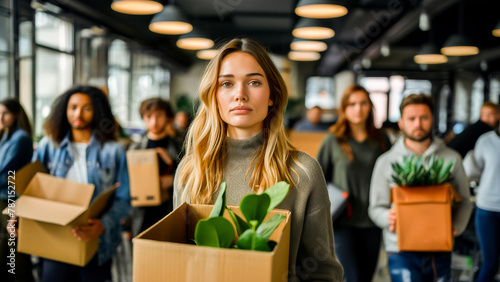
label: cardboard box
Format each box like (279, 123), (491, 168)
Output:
(133, 203), (291, 282)
(391, 184), (459, 252)
(126, 149), (167, 207)
(2, 161), (116, 266)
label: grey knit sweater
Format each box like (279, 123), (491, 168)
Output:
(174, 132), (344, 281)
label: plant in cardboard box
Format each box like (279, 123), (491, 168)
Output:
(390, 154), (462, 252)
(195, 181), (289, 251)
(391, 154), (455, 186)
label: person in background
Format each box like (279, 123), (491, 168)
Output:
(0, 98), (35, 282)
(316, 85), (391, 282)
(128, 98), (181, 237)
(33, 85), (130, 282)
(293, 106), (331, 132)
(173, 38), (343, 281)
(464, 122), (500, 282)
(447, 101), (499, 158)
(173, 111), (190, 138)
(369, 94), (473, 282)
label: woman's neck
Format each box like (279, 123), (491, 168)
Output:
(349, 123), (368, 142)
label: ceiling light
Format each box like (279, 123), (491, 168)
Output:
(295, 0), (348, 19)
(290, 38), (327, 52)
(414, 43), (448, 64)
(149, 5), (193, 35)
(380, 40), (390, 57)
(197, 49), (218, 60)
(292, 19), (334, 40)
(288, 51), (321, 61)
(493, 20), (500, 37)
(111, 0), (163, 15)
(419, 10), (430, 31)
(177, 29), (214, 50)
(440, 34), (479, 56)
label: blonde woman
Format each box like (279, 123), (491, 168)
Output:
(173, 38), (343, 281)
(317, 85), (391, 282)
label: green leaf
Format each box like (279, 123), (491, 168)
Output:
(256, 214), (285, 240)
(227, 209), (250, 236)
(240, 193), (271, 228)
(194, 217), (235, 248)
(263, 181), (290, 212)
(428, 154), (435, 171)
(210, 182), (227, 218)
(235, 229), (271, 251)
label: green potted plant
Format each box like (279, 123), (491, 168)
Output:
(195, 181), (290, 252)
(390, 154), (462, 252)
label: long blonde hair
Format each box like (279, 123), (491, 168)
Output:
(178, 38), (298, 204)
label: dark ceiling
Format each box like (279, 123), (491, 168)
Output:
(42, 0), (500, 76)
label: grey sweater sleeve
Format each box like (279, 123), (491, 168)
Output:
(316, 134), (335, 183)
(449, 156), (474, 236)
(292, 155), (344, 281)
(368, 156), (391, 229)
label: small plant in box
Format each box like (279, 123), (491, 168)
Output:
(194, 181), (289, 251)
(390, 154), (455, 186)
(389, 153), (462, 252)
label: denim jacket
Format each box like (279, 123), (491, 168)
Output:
(33, 131), (131, 265)
(0, 128), (33, 200)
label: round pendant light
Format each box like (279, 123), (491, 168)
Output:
(197, 49), (218, 60)
(290, 38), (327, 52)
(288, 51), (321, 61)
(177, 29), (214, 50)
(149, 5), (193, 35)
(414, 43), (448, 64)
(440, 34), (479, 56)
(292, 19), (334, 40)
(493, 20), (500, 37)
(295, 0), (348, 19)
(111, 0), (163, 15)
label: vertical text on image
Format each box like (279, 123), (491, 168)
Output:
(6, 170), (17, 275)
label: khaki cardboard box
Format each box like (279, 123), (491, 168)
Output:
(3, 161), (116, 266)
(133, 203), (291, 282)
(126, 149), (167, 207)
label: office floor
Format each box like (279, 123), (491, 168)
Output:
(109, 232), (500, 282)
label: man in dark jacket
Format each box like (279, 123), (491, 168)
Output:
(448, 101), (499, 158)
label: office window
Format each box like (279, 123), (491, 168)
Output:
(489, 76), (499, 104)
(438, 85), (450, 133)
(35, 48), (74, 138)
(388, 75), (405, 122)
(360, 77), (389, 128)
(35, 12), (73, 52)
(470, 78), (484, 123)
(305, 76), (335, 109)
(108, 39), (130, 125)
(0, 55), (8, 99)
(33, 11), (74, 139)
(0, 7), (11, 98)
(129, 53), (170, 128)
(0, 14), (10, 52)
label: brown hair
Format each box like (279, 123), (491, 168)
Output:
(399, 93), (434, 115)
(482, 101), (499, 112)
(329, 84), (385, 159)
(0, 98), (33, 141)
(139, 98), (174, 119)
